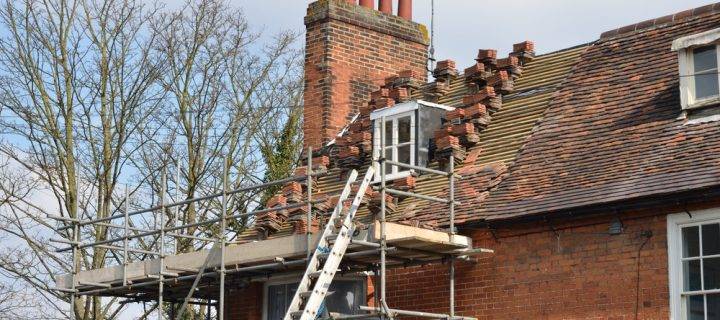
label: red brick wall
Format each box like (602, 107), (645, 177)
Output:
(303, 0), (428, 149)
(225, 211), (671, 320)
(225, 282), (263, 320)
(387, 211), (670, 319)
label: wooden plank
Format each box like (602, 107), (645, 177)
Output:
(372, 221), (472, 250)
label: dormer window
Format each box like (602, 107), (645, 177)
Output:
(370, 100), (452, 180)
(673, 28), (720, 111)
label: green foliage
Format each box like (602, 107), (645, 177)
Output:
(259, 110), (303, 205)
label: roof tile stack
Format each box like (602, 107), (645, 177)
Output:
(254, 154), (332, 239)
(290, 216), (319, 235)
(509, 41), (535, 65)
(255, 194), (288, 238)
(336, 69), (425, 171)
(431, 42), (531, 165)
(424, 60), (457, 102)
(369, 192), (397, 214)
(391, 175), (417, 195)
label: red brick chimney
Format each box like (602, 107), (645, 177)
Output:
(303, 0), (428, 150)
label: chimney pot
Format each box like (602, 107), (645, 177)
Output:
(398, 0), (412, 20)
(379, 0), (392, 14)
(359, 0), (374, 9)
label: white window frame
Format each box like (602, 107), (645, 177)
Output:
(372, 112), (415, 181)
(369, 100), (454, 181)
(262, 276), (367, 320)
(667, 207), (720, 320)
(673, 28), (720, 110)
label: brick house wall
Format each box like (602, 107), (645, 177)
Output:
(226, 283), (263, 320)
(302, 0), (428, 149)
(388, 209), (672, 320)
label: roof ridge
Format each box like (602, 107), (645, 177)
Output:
(600, 2), (720, 39)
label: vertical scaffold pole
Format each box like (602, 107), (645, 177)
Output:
(379, 116), (387, 319)
(70, 160), (79, 320)
(70, 215), (78, 320)
(175, 163), (180, 254)
(306, 147), (313, 262)
(219, 157), (228, 320)
(123, 184), (129, 286)
(448, 155), (455, 318)
(159, 168), (167, 320)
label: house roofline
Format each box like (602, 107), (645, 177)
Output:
(600, 2), (720, 40)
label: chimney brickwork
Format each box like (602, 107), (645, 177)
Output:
(303, 0), (429, 150)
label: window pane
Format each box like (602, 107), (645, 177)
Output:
(684, 226), (700, 258)
(384, 147), (393, 174)
(685, 259), (702, 291)
(694, 46), (719, 100)
(705, 258), (720, 290)
(384, 121), (393, 147)
(687, 295), (705, 320)
(397, 145), (411, 165)
(694, 46), (718, 72)
(326, 281), (364, 315)
(703, 223), (720, 256)
(397, 116), (411, 143)
(267, 284), (288, 320)
(696, 73), (719, 100)
(708, 294), (720, 320)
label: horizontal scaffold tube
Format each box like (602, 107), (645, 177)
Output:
(359, 306), (477, 320)
(54, 172), (328, 231)
(56, 202), (310, 253)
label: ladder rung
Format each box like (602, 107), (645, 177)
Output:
(308, 271), (323, 279)
(299, 291), (313, 299)
(290, 311), (305, 318)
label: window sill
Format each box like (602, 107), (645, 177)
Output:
(685, 96), (720, 110)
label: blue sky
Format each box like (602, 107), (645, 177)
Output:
(159, 0), (720, 64)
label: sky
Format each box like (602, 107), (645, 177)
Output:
(161, 0), (719, 64)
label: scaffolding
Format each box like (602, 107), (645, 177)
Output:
(50, 118), (487, 320)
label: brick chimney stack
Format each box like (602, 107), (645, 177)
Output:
(303, 0), (429, 150)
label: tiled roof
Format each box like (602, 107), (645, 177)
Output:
(483, 7), (720, 220)
(240, 44), (587, 240)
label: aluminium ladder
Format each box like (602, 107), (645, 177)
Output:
(283, 167), (376, 320)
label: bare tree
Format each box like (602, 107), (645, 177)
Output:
(0, 0), (166, 317)
(134, 1), (302, 317)
(140, 0), (302, 250)
(0, 0), (303, 319)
